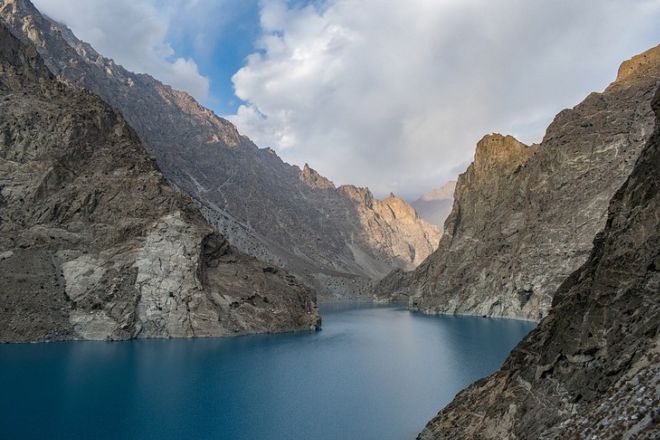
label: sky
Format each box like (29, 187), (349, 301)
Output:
(33, 0), (660, 199)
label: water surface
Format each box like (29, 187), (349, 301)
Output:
(0, 305), (534, 440)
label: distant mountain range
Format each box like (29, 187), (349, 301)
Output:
(410, 181), (456, 230)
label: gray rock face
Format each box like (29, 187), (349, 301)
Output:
(411, 181), (456, 230)
(0, 24), (319, 342)
(418, 85), (660, 440)
(377, 46), (660, 319)
(0, 0), (439, 298)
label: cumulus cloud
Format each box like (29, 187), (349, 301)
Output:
(231, 0), (660, 198)
(32, 0), (211, 101)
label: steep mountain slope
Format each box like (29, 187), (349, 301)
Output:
(418, 86), (660, 440)
(0, 23), (319, 342)
(411, 181), (456, 230)
(377, 46), (660, 318)
(0, 0), (439, 298)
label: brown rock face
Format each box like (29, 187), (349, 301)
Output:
(0, 24), (319, 342)
(418, 86), (660, 440)
(377, 45), (660, 319)
(0, 0), (439, 298)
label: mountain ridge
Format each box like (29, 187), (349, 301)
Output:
(418, 84), (660, 440)
(375, 45), (660, 319)
(0, 0), (439, 298)
(0, 22), (319, 342)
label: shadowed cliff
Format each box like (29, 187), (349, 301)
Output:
(0, 23), (319, 342)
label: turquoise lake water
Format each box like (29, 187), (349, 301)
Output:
(0, 305), (534, 440)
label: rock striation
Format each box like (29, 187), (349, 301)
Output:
(411, 181), (456, 230)
(418, 85), (660, 440)
(0, 23), (319, 342)
(0, 0), (439, 298)
(376, 45), (660, 319)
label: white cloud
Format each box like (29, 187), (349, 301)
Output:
(32, 0), (210, 101)
(230, 0), (660, 198)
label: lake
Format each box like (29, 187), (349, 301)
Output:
(0, 304), (534, 440)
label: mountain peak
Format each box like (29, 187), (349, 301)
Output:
(0, 0), (443, 298)
(339, 184), (374, 206)
(394, 44), (659, 324)
(472, 133), (533, 177)
(614, 44), (660, 86)
(299, 163), (335, 189)
(383, 193), (422, 220)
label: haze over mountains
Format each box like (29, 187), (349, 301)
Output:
(410, 181), (456, 230)
(0, 0), (438, 299)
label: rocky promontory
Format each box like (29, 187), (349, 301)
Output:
(418, 85), (660, 440)
(376, 45), (660, 320)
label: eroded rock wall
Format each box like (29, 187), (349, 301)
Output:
(378, 46), (660, 319)
(0, 0), (439, 298)
(418, 85), (660, 440)
(0, 24), (319, 342)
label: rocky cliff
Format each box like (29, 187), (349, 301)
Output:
(0, 0), (439, 298)
(418, 86), (660, 440)
(0, 23), (319, 342)
(411, 181), (456, 230)
(376, 46), (660, 319)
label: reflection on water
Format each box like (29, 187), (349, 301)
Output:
(0, 305), (534, 440)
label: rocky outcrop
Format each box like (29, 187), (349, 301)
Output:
(0, 24), (319, 342)
(0, 0), (439, 298)
(418, 86), (660, 440)
(411, 181), (456, 230)
(378, 46), (660, 319)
